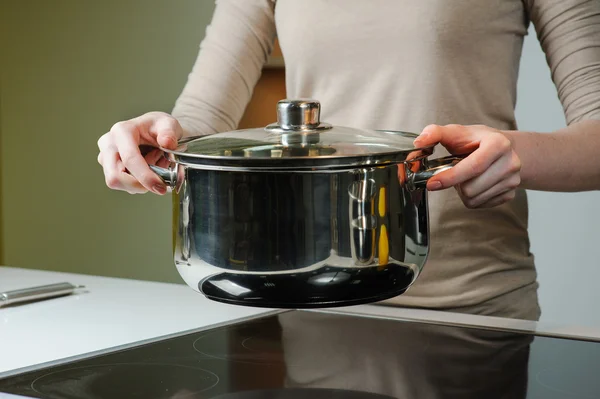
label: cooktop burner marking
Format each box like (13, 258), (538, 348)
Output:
(193, 321), (284, 365)
(241, 336), (277, 353)
(193, 334), (283, 365)
(30, 363), (220, 398)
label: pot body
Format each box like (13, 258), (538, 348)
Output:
(171, 160), (432, 308)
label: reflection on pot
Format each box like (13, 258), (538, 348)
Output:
(277, 311), (532, 399)
(348, 173), (377, 266)
(172, 162), (430, 309)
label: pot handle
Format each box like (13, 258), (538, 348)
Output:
(408, 155), (465, 191)
(149, 164), (178, 189)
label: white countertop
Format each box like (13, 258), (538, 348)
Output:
(0, 266), (275, 377)
(2, 266), (600, 381)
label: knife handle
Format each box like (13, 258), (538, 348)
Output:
(0, 282), (85, 307)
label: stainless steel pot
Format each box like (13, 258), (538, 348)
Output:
(151, 99), (462, 308)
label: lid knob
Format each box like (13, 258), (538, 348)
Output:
(277, 99), (321, 130)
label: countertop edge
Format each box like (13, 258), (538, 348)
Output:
(316, 304), (600, 342)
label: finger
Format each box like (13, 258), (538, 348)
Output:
(97, 133), (110, 152)
(466, 172), (520, 207)
(413, 124), (445, 147)
(144, 148), (173, 171)
(428, 134), (510, 190)
(152, 117), (183, 150)
(134, 113), (183, 149)
(115, 157), (147, 194)
(98, 145), (122, 190)
(459, 175), (519, 208)
(476, 190), (517, 209)
(414, 124), (484, 153)
(99, 146), (147, 194)
(458, 151), (520, 199)
(98, 133), (143, 192)
(144, 148), (165, 165)
(156, 156), (171, 169)
(113, 128), (167, 195)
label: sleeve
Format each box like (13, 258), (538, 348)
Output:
(171, 0), (277, 136)
(524, 0), (600, 124)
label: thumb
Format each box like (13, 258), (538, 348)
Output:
(413, 124), (444, 148)
(414, 124), (484, 155)
(153, 116), (183, 150)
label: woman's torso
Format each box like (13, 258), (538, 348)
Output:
(274, 0), (539, 319)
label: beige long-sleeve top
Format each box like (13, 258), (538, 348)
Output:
(172, 0), (600, 320)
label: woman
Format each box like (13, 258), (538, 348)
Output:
(96, 0), (600, 321)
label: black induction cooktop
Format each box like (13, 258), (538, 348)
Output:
(0, 309), (599, 399)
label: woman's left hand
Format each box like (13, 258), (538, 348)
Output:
(413, 124), (522, 209)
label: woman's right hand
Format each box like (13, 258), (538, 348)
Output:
(97, 111), (184, 195)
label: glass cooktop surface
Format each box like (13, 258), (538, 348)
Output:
(0, 310), (599, 398)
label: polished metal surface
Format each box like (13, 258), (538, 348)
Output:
(408, 155), (464, 190)
(0, 283), (84, 307)
(164, 148), (428, 172)
(265, 99), (332, 145)
(161, 99), (433, 170)
(148, 164), (177, 189)
(274, 99), (325, 130)
(168, 159), (453, 308)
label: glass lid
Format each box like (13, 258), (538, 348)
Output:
(164, 99), (431, 171)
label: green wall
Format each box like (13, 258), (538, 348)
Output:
(0, 0), (216, 283)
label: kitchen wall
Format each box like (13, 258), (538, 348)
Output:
(0, 0), (218, 283)
(0, 0), (285, 285)
(1, 2), (599, 326)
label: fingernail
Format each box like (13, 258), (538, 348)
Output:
(427, 181), (442, 191)
(153, 184), (167, 195)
